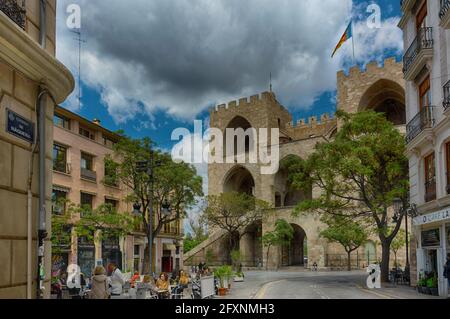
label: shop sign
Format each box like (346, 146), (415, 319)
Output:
(413, 208), (450, 226)
(421, 229), (441, 247)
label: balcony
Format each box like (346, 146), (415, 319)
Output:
(444, 81), (450, 113)
(403, 27), (433, 81)
(406, 106), (435, 144)
(81, 168), (97, 182)
(440, 0), (450, 29)
(0, 0), (25, 29)
(425, 179), (437, 203)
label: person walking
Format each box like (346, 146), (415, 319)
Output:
(90, 266), (110, 299)
(108, 263), (125, 297)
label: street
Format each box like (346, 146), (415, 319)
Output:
(222, 270), (441, 300)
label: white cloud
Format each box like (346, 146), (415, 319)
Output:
(56, 0), (402, 124)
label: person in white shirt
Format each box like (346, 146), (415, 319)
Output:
(107, 263), (125, 296)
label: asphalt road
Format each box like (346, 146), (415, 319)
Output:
(223, 270), (439, 300)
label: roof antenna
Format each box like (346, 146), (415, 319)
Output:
(71, 29), (87, 110)
(269, 72), (273, 93)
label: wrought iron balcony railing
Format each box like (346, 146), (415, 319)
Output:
(425, 178), (437, 203)
(81, 168), (97, 182)
(406, 106), (435, 144)
(0, 0), (26, 29)
(443, 80), (450, 111)
(403, 27), (433, 75)
(440, 0), (450, 19)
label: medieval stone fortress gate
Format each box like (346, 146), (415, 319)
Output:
(185, 57), (408, 270)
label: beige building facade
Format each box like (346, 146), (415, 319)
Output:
(52, 106), (184, 278)
(399, 0), (450, 297)
(0, 0), (74, 298)
(185, 58), (410, 272)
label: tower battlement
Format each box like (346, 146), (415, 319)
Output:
(286, 113), (335, 129)
(210, 91), (288, 114)
(337, 57), (400, 81)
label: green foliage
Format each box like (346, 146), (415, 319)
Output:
(230, 250), (241, 272)
(71, 203), (136, 242)
(320, 217), (368, 254)
(262, 219), (295, 269)
(110, 134), (204, 241)
(214, 265), (234, 288)
(103, 155), (120, 187)
(202, 192), (271, 252)
(184, 214), (208, 253)
(390, 229), (407, 253)
(51, 210), (72, 254)
(426, 275), (438, 289)
(290, 111), (409, 279)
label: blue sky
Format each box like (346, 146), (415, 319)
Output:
(56, 0), (403, 153)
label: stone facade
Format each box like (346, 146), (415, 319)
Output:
(0, 0), (74, 299)
(185, 58), (410, 272)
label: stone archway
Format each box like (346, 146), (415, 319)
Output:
(225, 116), (253, 156)
(223, 166), (255, 195)
(359, 79), (406, 126)
(240, 221), (263, 267)
(281, 224), (308, 267)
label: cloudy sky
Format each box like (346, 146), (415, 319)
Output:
(55, 0), (403, 209)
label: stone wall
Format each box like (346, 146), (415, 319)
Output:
(0, 0), (73, 298)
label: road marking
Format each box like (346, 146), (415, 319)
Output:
(253, 280), (286, 299)
(355, 284), (398, 299)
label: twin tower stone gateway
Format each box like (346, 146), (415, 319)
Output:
(184, 57), (409, 271)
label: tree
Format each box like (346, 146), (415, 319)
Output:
(108, 134), (203, 273)
(72, 203), (135, 242)
(291, 111), (409, 282)
(262, 219), (294, 270)
(184, 214), (208, 253)
(390, 229), (407, 268)
(202, 192), (271, 262)
(320, 216), (368, 271)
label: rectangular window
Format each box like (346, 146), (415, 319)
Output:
(79, 126), (95, 140)
(419, 76), (431, 111)
(105, 198), (118, 211)
(52, 190), (67, 215)
(81, 152), (94, 171)
(54, 114), (70, 130)
(53, 144), (68, 173)
(80, 192), (94, 209)
(103, 134), (116, 148)
(424, 152), (436, 202)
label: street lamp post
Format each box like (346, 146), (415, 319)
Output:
(392, 198), (419, 285)
(134, 152), (171, 276)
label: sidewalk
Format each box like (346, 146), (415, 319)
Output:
(356, 283), (442, 300)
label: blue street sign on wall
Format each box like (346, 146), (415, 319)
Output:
(6, 108), (35, 144)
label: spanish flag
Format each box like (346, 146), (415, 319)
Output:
(331, 22), (353, 58)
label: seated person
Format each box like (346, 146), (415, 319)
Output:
(156, 273), (170, 298)
(130, 271), (141, 288)
(179, 270), (190, 286)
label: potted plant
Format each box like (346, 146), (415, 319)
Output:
(427, 276), (439, 296)
(214, 266), (234, 296)
(231, 250), (245, 282)
(417, 278), (426, 294)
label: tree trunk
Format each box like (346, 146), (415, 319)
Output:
(380, 241), (391, 283)
(347, 251), (352, 271)
(266, 246), (271, 271)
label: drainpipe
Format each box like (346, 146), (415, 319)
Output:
(39, 0), (46, 49)
(36, 0), (48, 300)
(37, 89), (48, 299)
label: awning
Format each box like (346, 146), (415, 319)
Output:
(163, 244), (176, 251)
(53, 185), (71, 193)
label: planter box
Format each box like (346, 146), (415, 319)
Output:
(430, 288), (439, 296)
(424, 287), (432, 295)
(234, 276), (244, 282)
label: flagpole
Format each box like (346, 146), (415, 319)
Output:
(351, 21), (356, 65)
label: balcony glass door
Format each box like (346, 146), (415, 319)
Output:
(419, 76), (431, 110)
(416, 1), (428, 31)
